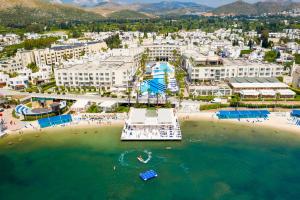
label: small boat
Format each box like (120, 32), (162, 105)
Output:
(137, 152), (152, 164)
(137, 155), (147, 163)
(165, 147), (172, 150)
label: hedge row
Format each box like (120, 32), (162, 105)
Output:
(200, 104), (229, 111)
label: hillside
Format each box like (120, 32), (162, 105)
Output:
(87, 1), (212, 17)
(139, 1), (212, 15)
(108, 10), (150, 19)
(213, 1), (258, 15)
(213, 0), (300, 16)
(87, 2), (142, 17)
(0, 0), (103, 27)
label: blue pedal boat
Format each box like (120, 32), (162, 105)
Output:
(139, 170), (158, 181)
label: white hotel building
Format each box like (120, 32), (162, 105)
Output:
(0, 42), (107, 73)
(144, 43), (183, 62)
(54, 48), (144, 89)
(183, 50), (284, 82)
(34, 41), (107, 66)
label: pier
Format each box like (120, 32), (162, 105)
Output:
(121, 108), (182, 141)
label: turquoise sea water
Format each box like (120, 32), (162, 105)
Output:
(1, 120), (300, 199)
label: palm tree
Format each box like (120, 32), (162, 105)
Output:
(165, 89), (171, 104)
(147, 88), (151, 107)
(127, 88), (132, 107)
(179, 90), (184, 108)
(135, 89), (140, 105)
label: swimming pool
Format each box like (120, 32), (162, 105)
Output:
(140, 62), (178, 95)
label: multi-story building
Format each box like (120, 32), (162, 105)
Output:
(0, 42), (106, 73)
(54, 48), (144, 90)
(183, 50), (284, 82)
(34, 41), (107, 66)
(144, 44), (182, 62)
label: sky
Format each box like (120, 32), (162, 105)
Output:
(59, 0), (300, 8)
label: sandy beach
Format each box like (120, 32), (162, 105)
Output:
(2, 111), (300, 136)
(178, 112), (300, 135)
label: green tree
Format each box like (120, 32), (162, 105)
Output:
(264, 50), (278, 63)
(104, 34), (121, 49)
(87, 103), (101, 113)
(27, 63), (39, 73)
(295, 54), (300, 64)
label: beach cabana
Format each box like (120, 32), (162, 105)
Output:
(70, 100), (90, 113)
(276, 89), (296, 99)
(99, 101), (118, 112)
(239, 90), (259, 99)
(259, 90), (276, 98)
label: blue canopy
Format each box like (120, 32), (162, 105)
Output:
(15, 104), (30, 115)
(38, 114), (72, 128)
(291, 110), (300, 117)
(217, 110), (270, 119)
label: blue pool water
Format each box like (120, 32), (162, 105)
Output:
(153, 63), (173, 76)
(140, 63), (174, 95)
(140, 78), (166, 95)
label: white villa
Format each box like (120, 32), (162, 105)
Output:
(121, 108), (181, 140)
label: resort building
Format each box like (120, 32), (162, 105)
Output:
(228, 77), (296, 99)
(144, 44), (182, 62)
(54, 49), (143, 90)
(0, 50), (35, 73)
(8, 76), (29, 90)
(33, 41), (107, 66)
(0, 42), (106, 73)
(183, 50), (284, 82)
(121, 108), (181, 140)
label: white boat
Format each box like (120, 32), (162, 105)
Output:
(137, 152), (152, 164)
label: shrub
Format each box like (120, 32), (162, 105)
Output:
(200, 104), (229, 110)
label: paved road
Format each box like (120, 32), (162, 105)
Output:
(0, 89), (187, 105)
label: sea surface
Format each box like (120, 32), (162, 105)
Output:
(1, 120), (300, 199)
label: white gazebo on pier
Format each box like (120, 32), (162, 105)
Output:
(121, 108), (181, 140)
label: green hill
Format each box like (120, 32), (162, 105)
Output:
(213, 1), (258, 15)
(0, 0), (103, 27)
(108, 10), (150, 19)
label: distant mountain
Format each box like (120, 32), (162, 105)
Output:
(86, 1), (212, 17)
(0, 0), (103, 26)
(87, 2), (143, 17)
(213, 1), (257, 15)
(139, 1), (212, 15)
(213, 0), (300, 16)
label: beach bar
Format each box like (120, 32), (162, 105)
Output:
(121, 108), (181, 140)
